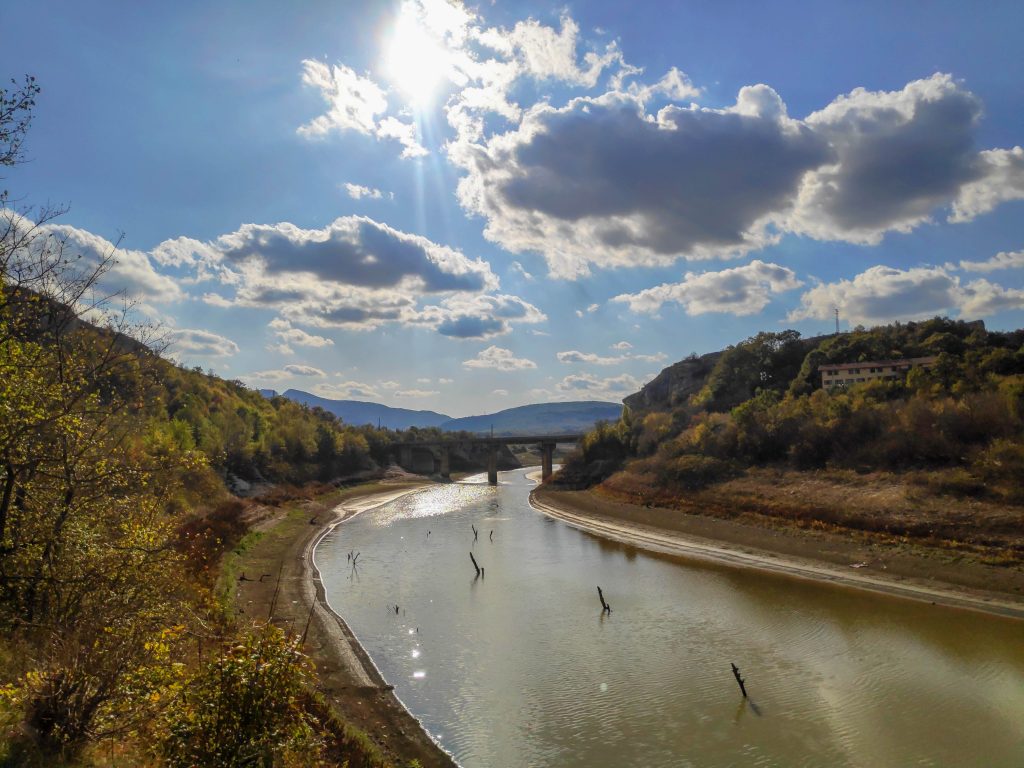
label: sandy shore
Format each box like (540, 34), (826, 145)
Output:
(234, 481), (457, 767)
(531, 486), (1024, 620)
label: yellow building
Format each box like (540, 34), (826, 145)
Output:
(820, 356), (937, 388)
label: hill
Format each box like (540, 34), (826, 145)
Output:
(440, 400), (622, 435)
(282, 389), (451, 429)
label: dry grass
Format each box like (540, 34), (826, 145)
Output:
(599, 466), (1024, 565)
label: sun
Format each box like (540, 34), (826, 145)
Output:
(384, 5), (453, 107)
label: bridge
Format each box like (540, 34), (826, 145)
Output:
(392, 434), (583, 485)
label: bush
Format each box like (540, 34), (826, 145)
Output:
(161, 624), (320, 768)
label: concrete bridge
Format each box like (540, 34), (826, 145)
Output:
(392, 434), (582, 485)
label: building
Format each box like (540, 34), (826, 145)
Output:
(819, 356), (937, 388)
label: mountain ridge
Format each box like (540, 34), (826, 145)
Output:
(278, 389), (622, 434)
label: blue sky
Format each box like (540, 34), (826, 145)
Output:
(3, 0), (1023, 416)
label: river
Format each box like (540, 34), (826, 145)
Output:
(315, 468), (1024, 767)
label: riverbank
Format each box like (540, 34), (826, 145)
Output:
(531, 485), (1024, 620)
(230, 479), (458, 768)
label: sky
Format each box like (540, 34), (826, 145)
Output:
(3, 0), (1024, 417)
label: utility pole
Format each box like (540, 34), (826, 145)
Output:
(834, 307), (840, 335)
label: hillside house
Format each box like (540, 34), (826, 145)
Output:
(820, 356), (937, 388)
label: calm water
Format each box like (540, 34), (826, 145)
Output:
(316, 468), (1024, 767)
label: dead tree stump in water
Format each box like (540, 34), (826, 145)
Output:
(597, 586), (611, 614)
(470, 551), (482, 578)
(471, 524), (479, 542)
(731, 663), (748, 698)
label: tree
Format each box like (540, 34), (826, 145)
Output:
(0, 76), (194, 759)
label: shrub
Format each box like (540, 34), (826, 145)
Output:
(161, 624), (320, 768)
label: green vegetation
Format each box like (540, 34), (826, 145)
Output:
(559, 319), (1024, 508)
(0, 76), (405, 766)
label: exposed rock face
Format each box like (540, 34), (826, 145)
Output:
(623, 350), (722, 414)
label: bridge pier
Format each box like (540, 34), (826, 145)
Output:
(440, 446), (450, 479)
(541, 441), (555, 481)
(399, 445), (412, 469)
(487, 446), (498, 486)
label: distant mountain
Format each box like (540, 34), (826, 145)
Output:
(282, 389), (451, 430)
(439, 401), (622, 436)
(278, 390), (622, 435)
(258, 389), (278, 399)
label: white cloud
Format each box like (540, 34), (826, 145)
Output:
(789, 265), (1024, 325)
(462, 345), (537, 371)
(344, 182), (389, 200)
(556, 372), (640, 398)
(395, 388), (440, 398)
(274, 325), (335, 348)
(376, 116), (428, 158)
(509, 260), (534, 280)
(420, 293), (546, 339)
(492, 388), (509, 396)
(283, 364), (326, 377)
(611, 341), (632, 350)
(315, 380), (380, 399)
(949, 147), (1024, 222)
(438, 377), (454, 384)
(266, 342), (294, 355)
(451, 73), (1024, 277)
(298, 59), (427, 157)
(167, 328), (239, 357)
(298, 60), (388, 137)
(956, 248), (1024, 273)
(11, 216), (186, 306)
(614, 260), (802, 315)
(507, 14), (627, 88)
(556, 350), (626, 365)
(957, 279), (1024, 317)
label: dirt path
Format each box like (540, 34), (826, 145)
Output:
(232, 481), (457, 768)
(531, 486), (1024, 620)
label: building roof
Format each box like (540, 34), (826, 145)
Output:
(819, 356), (937, 373)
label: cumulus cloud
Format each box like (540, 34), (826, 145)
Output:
(167, 328), (239, 357)
(956, 248), (1024, 273)
(217, 216), (493, 293)
(423, 293), (546, 339)
(283, 364), (326, 377)
(314, 381), (381, 400)
(789, 74), (986, 242)
(273, 325), (335, 348)
(454, 88), (827, 276)
(297, 60), (428, 158)
(556, 372), (640, 399)
(452, 73), (1024, 277)
(344, 183), (391, 200)
(614, 260), (802, 315)
(789, 265), (1024, 325)
(4, 215), (186, 307)
(492, 388), (509, 396)
(462, 345), (537, 371)
(163, 215), (543, 338)
(611, 341), (632, 350)
(949, 147), (1024, 222)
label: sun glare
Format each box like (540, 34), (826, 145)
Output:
(384, 6), (452, 106)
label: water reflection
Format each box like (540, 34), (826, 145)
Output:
(317, 468), (1024, 768)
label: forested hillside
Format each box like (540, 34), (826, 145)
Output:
(0, 78), (418, 766)
(559, 318), (1024, 508)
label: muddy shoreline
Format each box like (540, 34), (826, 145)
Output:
(531, 485), (1024, 620)
(233, 481), (458, 767)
